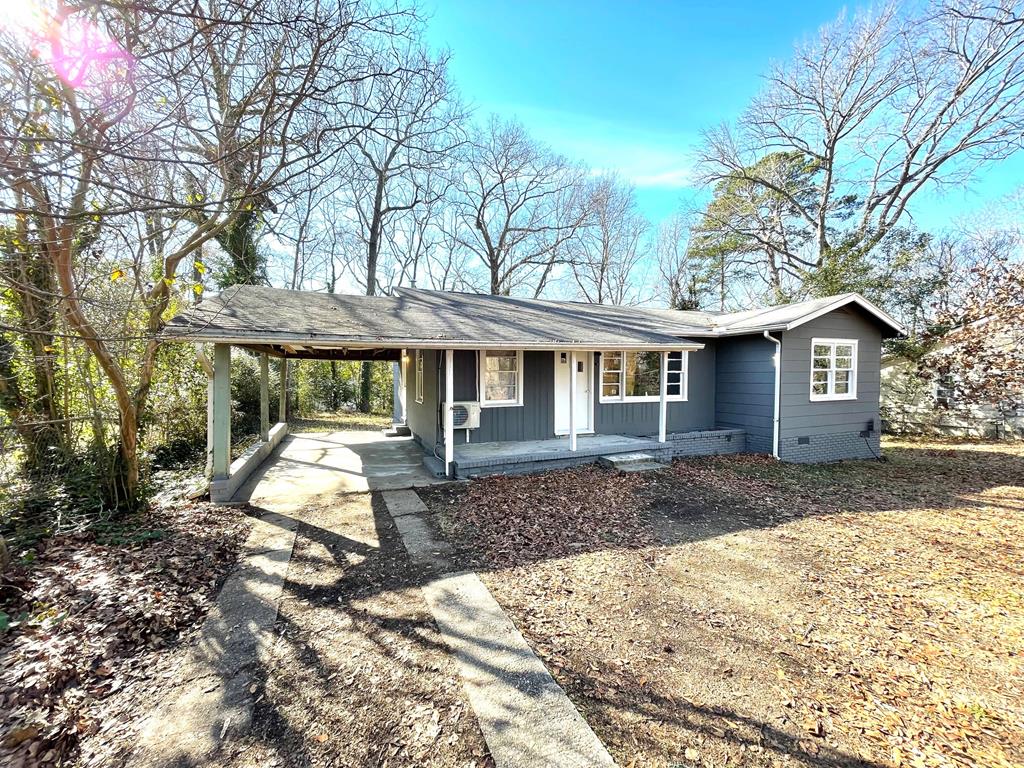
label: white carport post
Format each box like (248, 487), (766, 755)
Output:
(444, 349), (454, 478)
(278, 359), (288, 423)
(392, 354), (406, 425)
(568, 349), (577, 451)
(211, 343), (232, 479)
(259, 353), (270, 442)
(658, 350), (668, 443)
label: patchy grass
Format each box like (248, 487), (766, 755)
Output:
(421, 439), (1024, 768)
(291, 410), (392, 433)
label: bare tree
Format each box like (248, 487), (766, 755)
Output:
(340, 44), (464, 409)
(570, 175), (649, 305)
(342, 45), (464, 293)
(697, 0), (1024, 295)
(0, 0), (399, 501)
(655, 211), (709, 310)
(452, 116), (589, 296)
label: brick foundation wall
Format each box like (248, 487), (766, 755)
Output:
(663, 428), (746, 458)
(778, 430), (881, 463)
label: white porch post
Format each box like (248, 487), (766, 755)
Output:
(259, 353), (270, 442)
(392, 354), (406, 425)
(212, 343), (232, 479)
(444, 349), (454, 477)
(278, 358), (288, 423)
(658, 350), (668, 443)
(568, 349), (577, 451)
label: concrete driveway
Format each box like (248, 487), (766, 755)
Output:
(233, 430), (440, 510)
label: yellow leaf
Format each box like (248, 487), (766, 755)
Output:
(194, 261), (206, 274)
(193, 284), (203, 294)
(163, 277), (175, 286)
(110, 269), (125, 281)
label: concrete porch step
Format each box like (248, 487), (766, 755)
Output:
(598, 452), (668, 472)
(383, 424), (412, 437)
(422, 454), (447, 478)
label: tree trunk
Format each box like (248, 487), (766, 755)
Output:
(330, 360), (339, 410)
(489, 251), (501, 295)
(48, 230), (143, 504)
(360, 174), (385, 413)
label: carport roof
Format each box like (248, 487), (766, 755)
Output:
(163, 285), (708, 351)
(163, 285), (904, 353)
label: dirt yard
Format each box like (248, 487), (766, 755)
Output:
(421, 439), (1024, 768)
(226, 491), (492, 768)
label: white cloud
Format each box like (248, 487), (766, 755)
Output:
(627, 167), (695, 189)
(499, 105), (700, 190)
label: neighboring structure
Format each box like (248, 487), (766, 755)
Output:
(881, 350), (1024, 439)
(165, 286), (905, 496)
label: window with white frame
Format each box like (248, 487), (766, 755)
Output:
(600, 351), (687, 402)
(934, 373), (955, 408)
(415, 350), (424, 404)
(810, 338), (857, 401)
(479, 350), (523, 406)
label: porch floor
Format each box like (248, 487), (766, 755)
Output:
(454, 434), (661, 471)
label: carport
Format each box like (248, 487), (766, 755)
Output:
(165, 287), (427, 501)
(200, 342), (410, 502)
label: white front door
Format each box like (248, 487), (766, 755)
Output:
(554, 351), (593, 434)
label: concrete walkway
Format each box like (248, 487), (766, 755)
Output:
(382, 489), (617, 768)
(233, 430), (439, 507)
(132, 511), (298, 767)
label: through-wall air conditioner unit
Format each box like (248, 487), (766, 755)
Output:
(451, 401), (481, 429)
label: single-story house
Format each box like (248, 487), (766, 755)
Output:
(165, 286), (905, 499)
(881, 347), (1024, 440)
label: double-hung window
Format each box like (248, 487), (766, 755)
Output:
(414, 350), (424, 404)
(479, 350), (523, 407)
(809, 338), (857, 401)
(934, 374), (955, 408)
(600, 351), (687, 403)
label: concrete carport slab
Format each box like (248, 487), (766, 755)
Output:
(231, 430), (441, 509)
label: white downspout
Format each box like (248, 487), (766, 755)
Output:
(764, 330), (781, 460)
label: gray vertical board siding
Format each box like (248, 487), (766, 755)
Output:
(405, 348), (439, 451)
(714, 334), (776, 454)
(778, 307), (883, 461)
(449, 350), (556, 445)
(592, 345), (717, 436)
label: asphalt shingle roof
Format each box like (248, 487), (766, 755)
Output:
(163, 285), (903, 349)
(163, 285), (706, 349)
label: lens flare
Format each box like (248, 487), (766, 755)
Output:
(3, 1), (133, 90)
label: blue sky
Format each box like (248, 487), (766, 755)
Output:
(423, 0), (1024, 233)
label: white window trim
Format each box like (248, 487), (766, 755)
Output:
(478, 349), (524, 407)
(809, 337), (858, 402)
(414, 350), (424, 404)
(599, 350), (688, 404)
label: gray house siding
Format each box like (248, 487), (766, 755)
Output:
(778, 307), (882, 462)
(592, 346), (717, 436)
(449, 350), (555, 445)
(405, 348), (439, 452)
(407, 346), (720, 450)
(714, 334), (776, 454)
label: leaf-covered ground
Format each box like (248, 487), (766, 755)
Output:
(0, 499), (252, 767)
(421, 439), (1024, 768)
